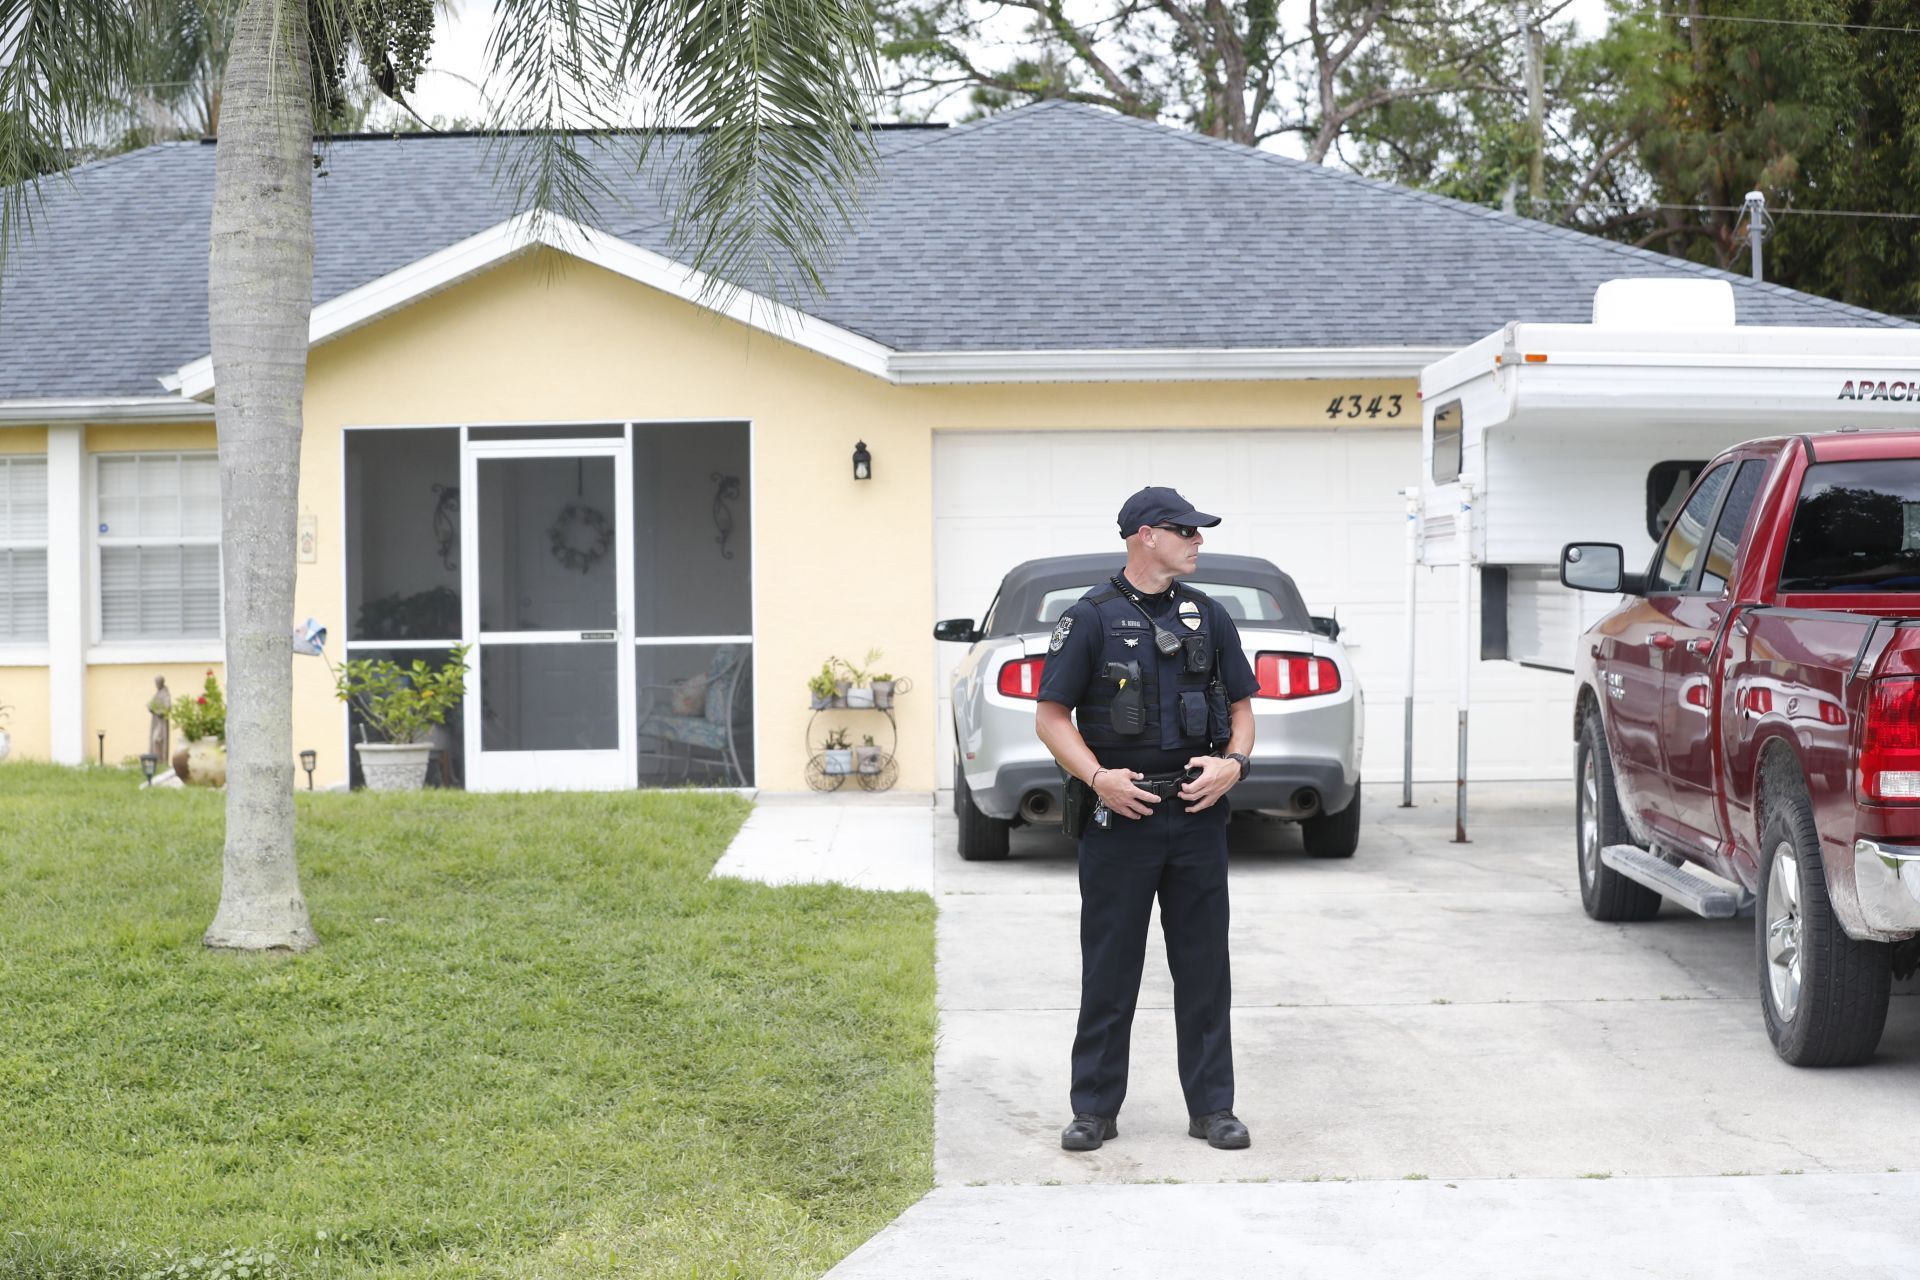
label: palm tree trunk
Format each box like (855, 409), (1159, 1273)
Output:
(203, 0), (318, 952)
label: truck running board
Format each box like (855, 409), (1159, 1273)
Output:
(1600, 845), (1754, 919)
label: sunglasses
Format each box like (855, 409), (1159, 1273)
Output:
(1154, 523), (1201, 540)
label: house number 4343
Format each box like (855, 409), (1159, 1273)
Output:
(1324, 393), (1405, 421)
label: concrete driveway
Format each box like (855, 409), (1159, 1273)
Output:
(933, 781), (1920, 1185)
(825, 781), (1920, 1276)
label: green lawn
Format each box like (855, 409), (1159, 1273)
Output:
(0, 765), (935, 1279)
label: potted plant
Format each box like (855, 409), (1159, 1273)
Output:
(334, 645), (471, 792)
(821, 727), (854, 776)
(0, 699), (12, 763)
(808, 661), (838, 710)
(842, 648), (880, 708)
(855, 734), (884, 775)
(168, 670), (228, 786)
(870, 670), (896, 709)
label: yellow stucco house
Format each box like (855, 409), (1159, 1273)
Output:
(0, 102), (1888, 791)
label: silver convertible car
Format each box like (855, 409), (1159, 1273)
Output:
(935, 553), (1364, 862)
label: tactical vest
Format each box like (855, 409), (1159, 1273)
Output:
(1074, 579), (1230, 754)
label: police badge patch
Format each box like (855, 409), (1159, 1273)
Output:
(1179, 599), (1202, 631)
(1049, 614), (1074, 653)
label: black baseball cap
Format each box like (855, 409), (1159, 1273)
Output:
(1116, 486), (1222, 538)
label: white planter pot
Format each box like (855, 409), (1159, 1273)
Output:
(854, 746), (884, 775)
(870, 681), (895, 709)
(845, 686), (876, 708)
(356, 741), (434, 792)
(0, 728), (10, 763)
(823, 749), (854, 776)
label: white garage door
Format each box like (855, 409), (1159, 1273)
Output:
(931, 428), (1575, 787)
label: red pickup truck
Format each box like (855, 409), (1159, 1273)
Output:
(1561, 429), (1920, 1067)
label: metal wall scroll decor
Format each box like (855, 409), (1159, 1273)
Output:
(711, 472), (741, 559)
(549, 502), (614, 574)
(431, 483), (460, 570)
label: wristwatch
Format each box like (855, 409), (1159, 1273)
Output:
(1226, 752), (1251, 782)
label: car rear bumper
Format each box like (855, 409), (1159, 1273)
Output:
(970, 755), (1357, 823)
(1851, 840), (1920, 935)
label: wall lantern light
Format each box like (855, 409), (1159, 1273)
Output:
(299, 749), (317, 790)
(852, 440), (872, 481)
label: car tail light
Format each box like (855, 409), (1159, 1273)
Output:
(1861, 676), (1920, 802)
(1255, 652), (1342, 700)
(998, 657), (1045, 700)
(1742, 687), (1772, 715)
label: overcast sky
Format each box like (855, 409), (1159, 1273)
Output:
(401, 0), (1616, 151)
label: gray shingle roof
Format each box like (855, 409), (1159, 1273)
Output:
(0, 100), (1907, 400)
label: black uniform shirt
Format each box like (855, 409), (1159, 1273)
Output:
(1038, 579), (1259, 775)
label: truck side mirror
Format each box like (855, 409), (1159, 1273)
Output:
(934, 618), (981, 643)
(1561, 543), (1625, 593)
(1309, 616), (1342, 641)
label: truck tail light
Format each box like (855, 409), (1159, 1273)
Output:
(1255, 652), (1342, 700)
(998, 657), (1045, 700)
(1860, 676), (1920, 802)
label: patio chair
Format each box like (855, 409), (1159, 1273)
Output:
(637, 645), (750, 786)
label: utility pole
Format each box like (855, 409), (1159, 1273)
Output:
(1519, 2), (1546, 208)
(1743, 190), (1767, 282)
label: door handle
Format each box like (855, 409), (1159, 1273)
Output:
(1650, 632), (1676, 650)
(1686, 637), (1713, 655)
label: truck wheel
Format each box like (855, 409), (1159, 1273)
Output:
(1576, 712), (1661, 922)
(955, 756), (1010, 862)
(1756, 788), (1891, 1067)
(1302, 782), (1361, 858)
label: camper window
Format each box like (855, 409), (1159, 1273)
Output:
(1432, 401), (1463, 484)
(1651, 462), (1733, 593)
(1647, 461), (1709, 540)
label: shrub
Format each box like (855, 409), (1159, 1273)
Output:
(168, 671), (226, 743)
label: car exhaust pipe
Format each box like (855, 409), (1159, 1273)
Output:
(1291, 788), (1320, 815)
(1020, 790), (1055, 824)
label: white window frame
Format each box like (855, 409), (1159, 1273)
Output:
(0, 454), (51, 658)
(89, 450), (224, 656)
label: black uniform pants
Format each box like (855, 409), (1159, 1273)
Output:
(1069, 796), (1233, 1119)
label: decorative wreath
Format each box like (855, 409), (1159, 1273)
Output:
(548, 502), (613, 574)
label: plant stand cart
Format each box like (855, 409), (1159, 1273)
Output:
(804, 702), (900, 792)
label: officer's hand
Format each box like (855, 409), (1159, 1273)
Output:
(1093, 768), (1158, 820)
(1178, 756), (1240, 812)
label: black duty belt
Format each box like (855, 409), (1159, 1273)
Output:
(1131, 768), (1199, 799)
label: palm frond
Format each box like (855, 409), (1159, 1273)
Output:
(484, 0), (881, 307)
(0, 0), (138, 260)
(482, 0), (633, 246)
(629, 0), (881, 302)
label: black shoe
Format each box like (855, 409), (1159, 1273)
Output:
(1060, 1113), (1118, 1151)
(1188, 1110), (1250, 1149)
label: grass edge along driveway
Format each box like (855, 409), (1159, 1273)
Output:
(0, 765), (935, 1280)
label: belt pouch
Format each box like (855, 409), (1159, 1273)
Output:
(1178, 689), (1209, 737)
(1110, 682), (1146, 736)
(1061, 771), (1093, 839)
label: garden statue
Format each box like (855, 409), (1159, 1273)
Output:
(147, 676), (172, 765)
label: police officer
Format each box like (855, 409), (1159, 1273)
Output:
(1035, 486), (1259, 1153)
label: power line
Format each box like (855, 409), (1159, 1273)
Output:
(1671, 12), (1920, 37)
(1541, 199), (1920, 223)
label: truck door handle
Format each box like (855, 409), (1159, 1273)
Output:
(1686, 637), (1713, 655)
(1650, 632), (1676, 650)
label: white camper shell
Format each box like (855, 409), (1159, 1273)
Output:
(1403, 277), (1920, 837)
(1416, 278), (1920, 672)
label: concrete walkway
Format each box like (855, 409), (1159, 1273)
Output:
(710, 789), (934, 894)
(716, 783), (1920, 1276)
